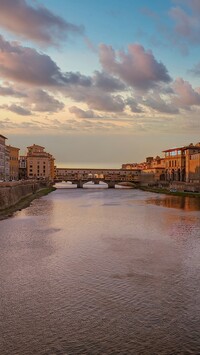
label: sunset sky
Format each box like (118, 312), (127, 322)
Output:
(0, 0), (200, 167)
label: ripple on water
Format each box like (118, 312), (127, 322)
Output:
(0, 187), (200, 354)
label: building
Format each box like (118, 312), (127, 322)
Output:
(163, 143), (200, 182)
(26, 144), (55, 180)
(19, 156), (27, 180)
(5, 146), (10, 181)
(143, 156), (165, 181)
(185, 144), (200, 183)
(0, 134), (7, 180)
(121, 163), (138, 170)
(7, 145), (20, 180)
(186, 152), (200, 183)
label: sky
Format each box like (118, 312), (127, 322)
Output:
(0, 0), (200, 167)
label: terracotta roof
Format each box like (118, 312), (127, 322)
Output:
(0, 134), (7, 139)
(163, 145), (200, 152)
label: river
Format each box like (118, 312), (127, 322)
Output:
(1, 183), (200, 355)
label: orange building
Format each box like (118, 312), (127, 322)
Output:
(26, 144), (55, 180)
(143, 156), (165, 181)
(185, 150), (200, 183)
(163, 143), (200, 182)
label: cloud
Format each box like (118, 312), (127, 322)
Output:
(25, 89), (64, 113)
(1, 103), (32, 115)
(169, 1), (200, 45)
(0, 85), (26, 97)
(99, 43), (171, 91)
(144, 95), (179, 114)
(66, 85), (125, 112)
(93, 71), (125, 92)
(173, 77), (200, 107)
(64, 72), (91, 86)
(0, 0), (84, 46)
(0, 35), (65, 85)
(0, 35), (91, 88)
(69, 106), (102, 118)
(126, 98), (143, 113)
(189, 62), (200, 76)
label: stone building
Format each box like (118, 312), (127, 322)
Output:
(26, 144), (55, 180)
(7, 145), (20, 180)
(5, 146), (10, 181)
(163, 143), (200, 182)
(143, 156), (165, 181)
(0, 134), (7, 180)
(185, 145), (200, 183)
(19, 156), (27, 180)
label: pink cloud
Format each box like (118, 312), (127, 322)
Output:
(0, 0), (83, 46)
(0, 35), (64, 85)
(99, 43), (171, 91)
(173, 78), (200, 107)
(170, 2), (200, 45)
(69, 106), (102, 118)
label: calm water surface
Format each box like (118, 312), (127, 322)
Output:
(1, 183), (200, 355)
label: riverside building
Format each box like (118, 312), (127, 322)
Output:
(26, 144), (55, 180)
(7, 145), (20, 180)
(0, 134), (7, 180)
(163, 143), (200, 182)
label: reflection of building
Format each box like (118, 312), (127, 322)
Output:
(0, 134), (7, 180)
(7, 145), (20, 180)
(26, 144), (55, 180)
(163, 143), (200, 182)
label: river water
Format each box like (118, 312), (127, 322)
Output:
(1, 183), (200, 355)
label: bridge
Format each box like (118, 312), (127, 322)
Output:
(55, 168), (149, 188)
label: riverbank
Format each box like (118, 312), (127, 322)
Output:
(0, 184), (56, 220)
(139, 186), (200, 198)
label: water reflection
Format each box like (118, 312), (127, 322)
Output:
(146, 195), (200, 211)
(0, 187), (200, 354)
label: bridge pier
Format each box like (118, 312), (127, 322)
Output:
(77, 180), (84, 188)
(108, 181), (115, 188)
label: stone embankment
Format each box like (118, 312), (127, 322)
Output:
(170, 181), (200, 193)
(0, 180), (54, 213)
(140, 181), (200, 197)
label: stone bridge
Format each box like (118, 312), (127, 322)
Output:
(55, 168), (146, 188)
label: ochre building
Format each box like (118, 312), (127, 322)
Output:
(26, 144), (55, 180)
(163, 143), (200, 182)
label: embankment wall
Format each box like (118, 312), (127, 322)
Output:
(0, 181), (49, 211)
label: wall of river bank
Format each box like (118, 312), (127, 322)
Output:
(0, 181), (52, 211)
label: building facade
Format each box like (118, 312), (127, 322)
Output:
(0, 134), (7, 180)
(143, 156), (165, 181)
(19, 156), (27, 180)
(185, 147), (200, 183)
(7, 145), (20, 180)
(26, 144), (55, 180)
(5, 146), (10, 181)
(163, 143), (200, 182)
